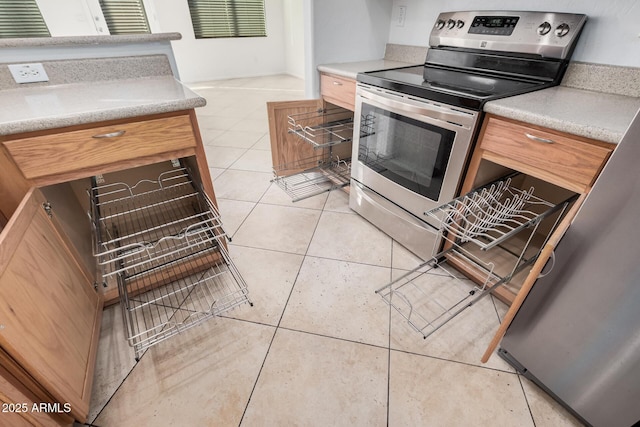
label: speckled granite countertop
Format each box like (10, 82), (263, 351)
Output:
(484, 87), (640, 144)
(0, 76), (206, 136)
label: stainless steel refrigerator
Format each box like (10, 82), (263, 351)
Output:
(499, 109), (640, 427)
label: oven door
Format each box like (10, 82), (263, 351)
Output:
(351, 84), (479, 221)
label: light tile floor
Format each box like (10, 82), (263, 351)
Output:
(87, 75), (583, 426)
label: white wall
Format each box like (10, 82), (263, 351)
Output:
(306, 0), (393, 97)
(152, 0), (293, 83)
(388, 0), (640, 67)
(283, 0), (305, 79)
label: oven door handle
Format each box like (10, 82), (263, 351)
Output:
(358, 88), (473, 126)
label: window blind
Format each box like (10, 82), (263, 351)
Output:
(0, 0), (50, 38)
(188, 0), (266, 39)
(99, 0), (150, 35)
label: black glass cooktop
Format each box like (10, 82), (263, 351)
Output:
(357, 65), (551, 111)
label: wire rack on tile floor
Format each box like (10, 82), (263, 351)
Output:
(89, 164), (252, 360)
(376, 175), (577, 339)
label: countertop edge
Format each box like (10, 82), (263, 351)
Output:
(0, 32), (182, 49)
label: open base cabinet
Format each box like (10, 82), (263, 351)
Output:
(41, 157), (252, 362)
(267, 99), (353, 202)
(87, 159), (252, 360)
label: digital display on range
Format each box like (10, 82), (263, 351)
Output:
(469, 16), (519, 36)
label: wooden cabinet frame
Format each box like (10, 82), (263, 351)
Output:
(0, 108), (216, 424)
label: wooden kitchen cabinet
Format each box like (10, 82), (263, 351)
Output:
(0, 188), (101, 423)
(0, 108), (228, 424)
(320, 72), (357, 111)
(454, 114), (615, 305)
(267, 73), (356, 202)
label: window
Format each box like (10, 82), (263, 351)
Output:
(188, 0), (266, 39)
(99, 0), (150, 35)
(0, 0), (50, 38)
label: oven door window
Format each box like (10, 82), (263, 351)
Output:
(358, 103), (456, 201)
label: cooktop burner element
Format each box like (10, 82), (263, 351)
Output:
(358, 11), (587, 110)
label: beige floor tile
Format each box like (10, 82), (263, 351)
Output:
(198, 127), (225, 145)
(230, 148), (273, 172)
(386, 266), (514, 371)
(94, 318), (275, 426)
(226, 245), (304, 326)
(232, 203), (322, 254)
(195, 113), (242, 130)
(217, 198), (256, 238)
(391, 240), (426, 271)
(87, 304), (136, 423)
(241, 329), (387, 427)
(323, 189), (353, 214)
(212, 169), (272, 202)
(203, 145), (247, 169)
(212, 129), (266, 149)
(280, 256), (391, 347)
(251, 133), (271, 150)
(520, 377), (583, 427)
(259, 182), (329, 210)
(209, 167), (225, 180)
(307, 210), (393, 267)
(389, 350), (533, 426)
(229, 117), (269, 133)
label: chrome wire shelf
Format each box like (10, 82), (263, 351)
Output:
(376, 175), (576, 340)
(424, 177), (568, 251)
(272, 155), (351, 202)
(89, 164), (251, 360)
(288, 108), (354, 148)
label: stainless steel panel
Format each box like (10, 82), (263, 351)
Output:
(430, 11), (587, 59)
(351, 85), (479, 220)
(501, 110), (640, 427)
(349, 180), (438, 260)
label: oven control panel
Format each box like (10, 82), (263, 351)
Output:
(430, 11), (587, 59)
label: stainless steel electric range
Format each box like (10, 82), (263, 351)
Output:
(349, 11), (587, 259)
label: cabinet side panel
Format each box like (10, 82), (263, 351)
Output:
(0, 191), (99, 421)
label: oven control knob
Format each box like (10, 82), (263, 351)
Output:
(435, 19), (445, 30)
(555, 23), (570, 37)
(537, 21), (552, 35)
(456, 20), (465, 29)
(447, 19), (456, 29)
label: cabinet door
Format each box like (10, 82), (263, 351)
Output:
(267, 99), (325, 176)
(0, 188), (102, 423)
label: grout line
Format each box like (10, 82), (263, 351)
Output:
(516, 374), (538, 427)
(237, 194), (326, 425)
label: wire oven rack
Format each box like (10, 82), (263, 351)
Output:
(376, 176), (576, 339)
(287, 107), (354, 148)
(89, 165), (251, 359)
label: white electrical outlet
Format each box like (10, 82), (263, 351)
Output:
(397, 5), (407, 27)
(8, 63), (49, 84)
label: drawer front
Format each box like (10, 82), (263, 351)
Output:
(4, 114), (196, 180)
(480, 117), (613, 191)
(320, 73), (356, 111)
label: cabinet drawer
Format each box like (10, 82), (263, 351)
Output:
(320, 73), (356, 111)
(4, 114), (196, 181)
(480, 116), (613, 192)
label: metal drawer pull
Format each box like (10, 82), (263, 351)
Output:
(333, 81), (343, 86)
(92, 130), (126, 139)
(525, 133), (554, 144)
